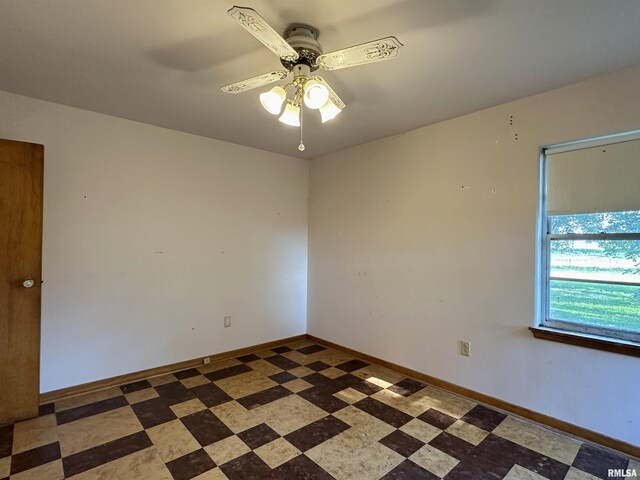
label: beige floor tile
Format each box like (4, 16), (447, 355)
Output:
(204, 435), (250, 466)
(400, 418), (442, 443)
(319, 367), (346, 379)
(370, 388), (429, 417)
(283, 378), (313, 393)
(493, 416), (581, 465)
(286, 340), (316, 350)
(10, 459), (64, 480)
(214, 371), (278, 399)
(333, 388), (368, 405)
(0, 456), (10, 478)
(54, 386), (122, 412)
(564, 467), (600, 480)
(418, 386), (477, 418)
(504, 464), (550, 480)
(198, 358), (242, 374)
(281, 350), (308, 365)
(289, 366), (315, 378)
(628, 459), (640, 473)
(12, 414), (58, 454)
(210, 401), (262, 434)
(306, 429), (403, 480)
(254, 438), (302, 469)
(304, 349), (353, 366)
(146, 419), (201, 462)
(148, 373), (178, 387)
(181, 375), (211, 388)
(254, 395), (326, 436)
(352, 365), (404, 388)
(57, 406), (143, 456)
(125, 388), (159, 404)
(246, 359), (283, 376)
(332, 405), (395, 441)
(192, 467), (229, 480)
(171, 398), (207, 418)
(68, 446), (172, 480)
(253, 349), (277, 359)
(446, 420), (489, 445)
(409, 444), (459, 478)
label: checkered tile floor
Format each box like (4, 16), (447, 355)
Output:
(1, 340), (637, 479)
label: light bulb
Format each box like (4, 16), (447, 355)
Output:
(319, 98), (342, 123)
(278, 101), (300, 127)
(259, 86), (286, 115)
(303, 80), (329, 109)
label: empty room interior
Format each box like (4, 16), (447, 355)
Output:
(1, 1), (640, 479)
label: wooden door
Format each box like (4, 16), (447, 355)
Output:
(0, 138), (43, 425)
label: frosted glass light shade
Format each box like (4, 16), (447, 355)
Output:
(259, 86), (286, 115)
(278, 102), (300, 126)
(303, 80), (329, 109)
(319, 99), (342, 123)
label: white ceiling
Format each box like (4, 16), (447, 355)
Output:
(1, 1), (640, 159)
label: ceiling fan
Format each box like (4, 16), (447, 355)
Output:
(220, 6), (403, 151)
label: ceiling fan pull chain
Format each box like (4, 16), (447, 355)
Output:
(298, 103), (305, 151)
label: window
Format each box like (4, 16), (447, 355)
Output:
(536, 132), (640, 349)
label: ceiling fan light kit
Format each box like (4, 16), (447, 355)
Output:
(221, 6), (403, 152)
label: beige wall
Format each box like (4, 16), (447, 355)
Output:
(0, 91), (309, 393)
(308, 65), (640, 445)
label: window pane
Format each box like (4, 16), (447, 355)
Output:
(549, 238), (640, 332)
(549, 279), (640, 332)
(549, 210), (640, 235)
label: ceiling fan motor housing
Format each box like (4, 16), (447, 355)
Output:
(281, 24), (323, 71)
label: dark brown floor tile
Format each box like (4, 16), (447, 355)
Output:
(305, 361), (331, 372)
(354, 397), (412, 428)
(351, 380), (384, 395)
(379, 430), (425, 458)
(265, 355), (300, 371)
(189, 383), (232, 408)
(272, 454), (334, 480)
(296, 345), (326, 355)
(271, 346), (292, 354)
(572, 443), (630, 479)
(460, 405), (507, 432)
(237, 354), (260, 363)
(131, 397), (178, 428)
(174, 368), (203, 380)
(331, 373), (364, 391)
(181, 409), (233, 446)
(387, 378), (427, 397)
(301, 372), (335, 388)
(38, 403), (55, 416)
(155, 381), (195, 405)
(237, 423), (280, 450)
(120, 379), (152, 394)
(0, 424), (13, 457)
(237, 386), (292, 410)
(10, 442), (61, 475)
(205, 364), (252, 382)
(298, 386), (348, 413)
(285, 415), (350, 452)
(444, 458), (505, 480)
(220, 451), (273, 480)
(335, 359), (369, 372)
(166, 448), (216, 480)
(269, 372), (297, 384)
(62, 431), (151, 477)
(428, 432), (474, 460)
(380, 459), (439, 479)
(417, 408), (457, 430)
(56, 395), (128, 425)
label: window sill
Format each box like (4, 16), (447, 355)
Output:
(529, 326), (640, 358)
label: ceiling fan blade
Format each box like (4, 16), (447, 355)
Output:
(227, 6), (299, 62)
(314, 76), (345, 109)
(316, 36), (403, 71)
(220, 70), (288, 94)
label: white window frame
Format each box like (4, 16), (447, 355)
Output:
(536, 129), (640, 344)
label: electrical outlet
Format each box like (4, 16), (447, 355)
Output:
(224, 316), (231, 328)
(203, 357), (211, 365)
(460, 341), (470, 357)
